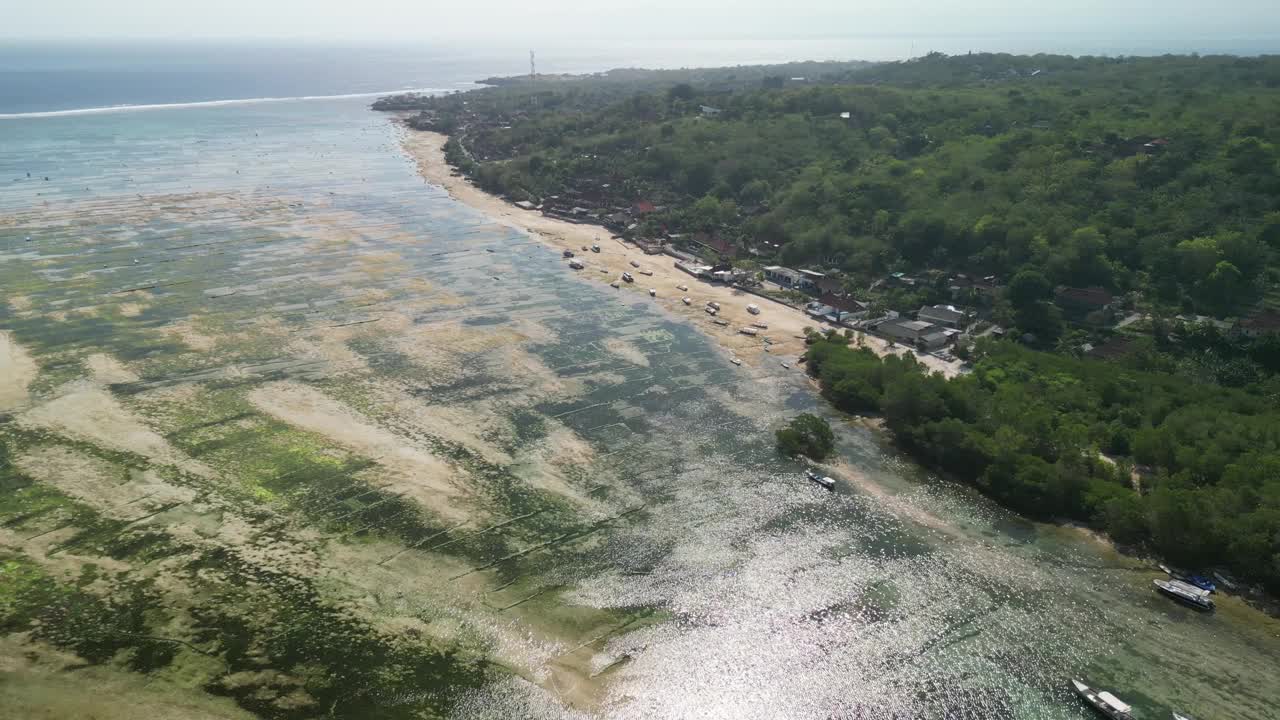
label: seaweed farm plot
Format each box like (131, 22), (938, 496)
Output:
(0, 100), (808, 719)
(3, 99), (1280, 720)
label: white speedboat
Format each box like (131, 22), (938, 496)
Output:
(1071, 680), (1133, 720)
(682, 297), (692, 305)
(648, 288), (656, 297)
(1154, 579), (1214, 611)
(804, 470), (835, 490)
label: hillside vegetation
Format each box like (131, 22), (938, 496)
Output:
(399, 53), (1280, 319)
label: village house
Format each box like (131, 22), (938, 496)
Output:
(879, 319), (938, 344)
(917, 304), (969, 329)
(1055, 286), (1115, 319)
(918, 330), (951, 350)
(1237, 309), (1280, 338)
(763, 266), (816, 291)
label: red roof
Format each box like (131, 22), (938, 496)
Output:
(819, 293), (865, 314)
(633, 201), (656, 214)
(1241, 310), (1280, 332)
(1056, 286), (1114, 308)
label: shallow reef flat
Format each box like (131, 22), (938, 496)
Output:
(2, 101), (1278, 720)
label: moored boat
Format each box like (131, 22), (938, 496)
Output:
(677, 284), (689, 291)
(621, 272), (634, 283)
(630, 260), (640, 268)
(804, 470), (835, 490)
(730, 358), (742, 366)
(682, 297), (692, 305)
(1071, 679), (1133, 720)
(568, 259), (585, 270)
(563, 250), (575, 258)
(648, 288), (656, 297)
(591, 243), (600, 252)
(747, 303), (761, 315)
(1154, 579), (1214, 611)
(739, 327), (759, 336)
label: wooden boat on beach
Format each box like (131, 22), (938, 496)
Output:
(1071, 680), (1133, 720)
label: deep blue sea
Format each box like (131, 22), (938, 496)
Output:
(3, 34), (1279, 117)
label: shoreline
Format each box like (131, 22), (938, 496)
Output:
(397, 125), (961, 378)
(394, 123), (1280, 621)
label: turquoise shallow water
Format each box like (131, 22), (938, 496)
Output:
(1, 98), (1278, 719)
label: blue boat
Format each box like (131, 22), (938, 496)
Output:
(1160, 564), (1216, 593)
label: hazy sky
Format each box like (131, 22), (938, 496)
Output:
(6, 0), (1280, 44)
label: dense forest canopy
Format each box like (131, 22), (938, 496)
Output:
(393, 53), (1280, 319)
(807, 336), (1280, 594)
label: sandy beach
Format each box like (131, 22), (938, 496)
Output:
(399, 128), (962, 378)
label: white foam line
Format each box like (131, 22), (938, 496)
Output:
(0, 87), (455, 120)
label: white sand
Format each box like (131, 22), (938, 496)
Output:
(0, 331), (38, 411)
(399, 129), (961, 378)
(247, 381), (472, 523)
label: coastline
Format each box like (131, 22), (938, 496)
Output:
(397, 126), (961, 378)
(394, 123), (1280, 621)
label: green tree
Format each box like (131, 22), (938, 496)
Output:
(1007, 269), (1053, 311)
(776, 414), (836, 460)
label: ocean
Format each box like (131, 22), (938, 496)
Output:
(2, 40), (1280, 720)
(4, 33), (1280, 117)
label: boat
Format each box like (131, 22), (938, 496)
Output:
(1212, 572), (1238, 591)
(1154, 579), (1215, 611)
(781, 362), (791, 369)
(705, 306), (718, 316)
(804, 470), (835, 491)
(630, 260), (640, 268)
(1071, 680), (1133, 719)
(1172, 713), (1195, 720)
(707, 301), (721, 310)
(648, 288), (656, 297)
(611, 281), (621, 289)
(712, 319), (729, 326)
(751, 322), (769, 329)
(563, 250), (575, 258)
(568, 260), (585, 270)
(739, 327), (759, 336)
(621, 272), (634, 283)
(639, 269), (653, 276)
(682, 297), (692, 305)
(591, 244), (601, 253)
(1159, 565), (1216, 593)
(747, 303), (761, 315)
(677, 284), (688, 291)
(730, 358), (742, 366)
